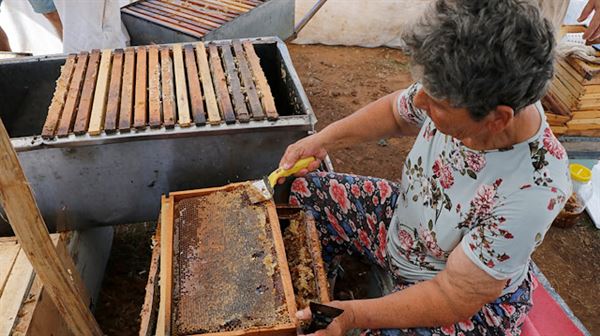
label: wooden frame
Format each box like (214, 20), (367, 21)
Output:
(277, 205), (330, 305)
(156, 196), (174, 336)
(140, 200), (335, 336)
(157, 183), (298, 336)
(42, 40), (286, 136)
(139, 222), (161, 336)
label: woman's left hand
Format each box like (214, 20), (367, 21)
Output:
(296, 301), (356, 336)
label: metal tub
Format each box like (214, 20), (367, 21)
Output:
(0, 37), (315, 234)
(121, 0), (294, 46)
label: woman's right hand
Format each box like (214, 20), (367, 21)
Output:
(278, 133), (328, 184)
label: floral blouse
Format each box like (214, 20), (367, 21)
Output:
(387, 83), (571, 294)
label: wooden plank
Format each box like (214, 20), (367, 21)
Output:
(157, 196), (174, 336)
(139, 221), (161, 336)
(119, 48), (136, 131)
(184, 45), (206, 126)
(550, 125), (568, 134)
(555, 61), (584, 92)
(568, 56), (600, 80)
(563, 128), (600, 136)
(220, 0), (254, 11)
(12, 234), (88, 336)
(74, 50), (101, 135)
(305, 215), (330, 304)
(572, 111), (600, 119)
(0, 248), (35, 335)
(556, 60), (587, 91)
(576, 100), (600, 110)
(186, 325), (297, 336)
(581, 84), (600, 94)
(56, 52), (89, 137)
(566, 118), (600, 125)
(0, 119), (103, 336)
(169, 0), (234, 21)
(140, 0), (219, 30)
(150, 0), (226, 27)
(185, 0), (239, 17)
(42, 55), (76, 139)
(543, 92), (570, 116)
(202, 0), (248, 13)
(243, 42), (278, 120)
(173, 44), (192, 127)
(548, 82), (573, 112)
(11, 276), (49, 336)
(553, 66), (583, 101)
(545, 113), (571, 124)
(0, 242), (20, 296)
(88, 49), (113, 136)
(550, 77), (577, 109)
(208, 44), (236, 124)
(233, 41), (264, 120)
(221, 44), (250, 123)
(195, 43), (221, 125)
(128, 4), (210, 35)
(160, 47), (176, 128)
(134, 47), (148, 129)
(104, 49), (124, 133)
(266, 204), (298, 325)
(148, 46), (162, 128)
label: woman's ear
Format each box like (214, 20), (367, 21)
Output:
(486, 105), (514, 133)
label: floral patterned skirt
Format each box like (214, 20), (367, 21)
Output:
(289, 172), (536, 336)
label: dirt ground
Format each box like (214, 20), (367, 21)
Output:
(95, 44), (600, 335)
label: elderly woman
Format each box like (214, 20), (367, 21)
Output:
(279, 1), (571, 335)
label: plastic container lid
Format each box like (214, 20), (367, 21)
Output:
(570, 163), (592, 183)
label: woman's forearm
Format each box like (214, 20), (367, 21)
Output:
(350, 278), (468, 329)
(345, 248), (506, 330)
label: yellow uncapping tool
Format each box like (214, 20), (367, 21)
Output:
(249, 156), (316, 203)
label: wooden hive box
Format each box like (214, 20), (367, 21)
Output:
(544, 25), (600, 138)
(140, 184), (330, 336)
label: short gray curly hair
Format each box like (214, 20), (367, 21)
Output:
(402, 0), (555, 120)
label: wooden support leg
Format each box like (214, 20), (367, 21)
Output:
(0, 118), (102, 336)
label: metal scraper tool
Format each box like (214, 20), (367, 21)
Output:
(248, 156), (316, 204)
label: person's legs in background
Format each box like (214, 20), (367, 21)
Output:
(28, 0), (62, 40)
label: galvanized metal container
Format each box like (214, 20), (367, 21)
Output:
(0, 37), (315, 234)
(121, 0), (294, 46)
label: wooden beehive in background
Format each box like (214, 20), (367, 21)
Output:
(41, 40), (278, 139)
(544, 26), (600, 137)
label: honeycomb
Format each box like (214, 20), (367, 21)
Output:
(172, 187), (291, 335)
(282, 212), (325, 309)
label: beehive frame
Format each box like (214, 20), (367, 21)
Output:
(41, 40), (278, 139)
(158, 183), (298, 336)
